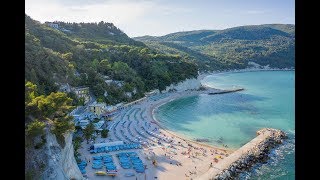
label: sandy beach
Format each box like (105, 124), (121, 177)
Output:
(78, 89), (235, 180)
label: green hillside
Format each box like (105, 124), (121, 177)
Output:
(25, 15), (198, 103)
(134, 24), (295, 70)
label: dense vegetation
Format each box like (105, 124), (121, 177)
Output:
(134, 24), (295, 70)
(25, 82), (75, 146)
(25, 15), (198, 103)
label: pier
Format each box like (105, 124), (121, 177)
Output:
(207, 88), (244, 95)
(196, 128), (287, 180)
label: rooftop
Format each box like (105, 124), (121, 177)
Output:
(89, 102), (106, 107)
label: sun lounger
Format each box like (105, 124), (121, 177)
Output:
(125, 172), (135, 177)
(80, 169), (86, 174)
(92, 164), (103, 169)
(93, 156), (102, 160)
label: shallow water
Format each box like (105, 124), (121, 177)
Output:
(155, 71), (295, 179)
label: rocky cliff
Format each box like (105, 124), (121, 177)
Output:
(163, 77), (202, 92)
(26, 127), (83, 180)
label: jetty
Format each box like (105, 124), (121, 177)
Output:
(208, 88), (244, 95)
(196, 128), (287, 180)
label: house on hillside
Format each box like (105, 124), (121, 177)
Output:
(59, 83), (71, 93)
(145, 89), (159, 97)
(105, 80), (124, 87)
(89, 102), (107, 116)
(101, 105), (117, 120)
(72, 87), (90, 104)
(45, 22), (59, 29)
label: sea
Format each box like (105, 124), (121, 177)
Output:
(155, 70), (295, 179)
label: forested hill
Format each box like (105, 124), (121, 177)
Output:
(25, 15), (198, 103)
(134, 24), (295, 71)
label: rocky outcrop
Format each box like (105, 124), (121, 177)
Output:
(41, 129), (83, 180)
(196, 128), (287, 180)
(163, 77), (202, 92)
(61, 133), (84, 179)
(214, 128), (287, 180)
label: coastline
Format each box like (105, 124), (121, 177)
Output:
(78, 70), (293, 179)
(144, 70), (291, 179)
(149, 89), (236, 153)
(198, 67), (295, 81)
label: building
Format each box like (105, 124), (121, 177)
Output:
(145, 89), (159, 97)
(78, 120), (90, 129)
(72, 87), (90, 104)
(123, 97), (147, 108)
(102, 105), (117, 120)
(89, 102), (107, 116)
(45, 22), (59, 29)
(93, 120), (105, 131)
(105, 80), (124, 87)
(115, 103), (124, 111)
(59, 83), (71, 93)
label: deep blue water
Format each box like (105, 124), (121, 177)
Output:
(155, 71), (295, 179)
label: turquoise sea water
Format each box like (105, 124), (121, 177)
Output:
(155, 71), (295, 179)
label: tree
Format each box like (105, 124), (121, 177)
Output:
(29, 69), (39, 84)
(83, 123), (95, 144)
(99, 59), (111, 74)
(51, 116), (74, 138)
(73, 136), (83, 152)
(101, 129), (109, 138)
(29, 92), (74, 119)
(25, 81), (38, 104)
(25, 81), (75, 146)
(92, 59), (99, 70)
(26, 120), (45, 138)
(61, 52), (73, 61)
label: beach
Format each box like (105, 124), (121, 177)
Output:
(78, 89), (235, 179)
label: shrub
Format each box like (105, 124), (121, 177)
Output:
(101, 129), (109, 138)
(26, 120), (45, 138)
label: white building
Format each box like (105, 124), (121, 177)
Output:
(105, 80), (124, 87)
(46, 22), (59, 29)
(72, 87), (90, 104)
(88, 102), (107, 116)
(93, 120), (105, 131)
(59, 83), (71, 93)
(78, 120), (90, 129)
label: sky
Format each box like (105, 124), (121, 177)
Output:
(25, 0), (295, 37)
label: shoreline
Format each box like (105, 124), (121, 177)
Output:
(149, 89), (236, 152)
(78, 70), (292, 179)
(198, 68), (295, 81)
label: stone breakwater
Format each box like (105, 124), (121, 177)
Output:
(196, 128), (287, 180)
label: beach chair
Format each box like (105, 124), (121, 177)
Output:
(93, 156), (102, 160)
(92, 164), (103, 169)
(80, 168), (86, 174)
